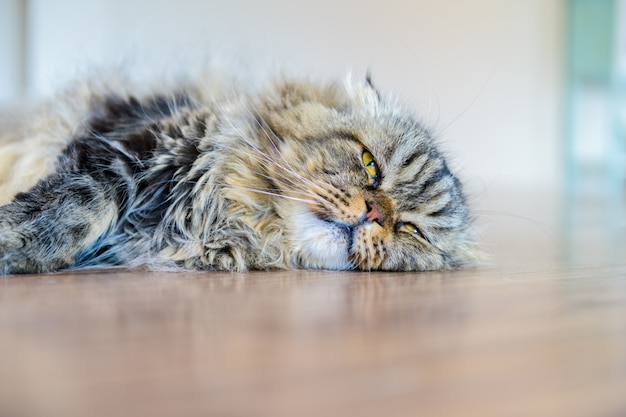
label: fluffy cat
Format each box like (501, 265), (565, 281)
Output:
(0, 72), (479, 274)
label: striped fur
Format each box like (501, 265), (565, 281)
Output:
(0, 74), (480, 274)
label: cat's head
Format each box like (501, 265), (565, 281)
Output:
(256, 76), (479, 271)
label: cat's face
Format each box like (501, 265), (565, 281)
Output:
(259, 79), (477, 271)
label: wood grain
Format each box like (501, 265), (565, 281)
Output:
(1, 190), (625, 417)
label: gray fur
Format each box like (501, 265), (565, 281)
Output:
(0, 74), (480, 274)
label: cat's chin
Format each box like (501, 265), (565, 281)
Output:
(287, 205), (354, 270)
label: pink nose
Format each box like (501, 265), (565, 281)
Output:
(365, 202), (384, 225)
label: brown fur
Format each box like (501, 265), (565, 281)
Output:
(0, 73), (480, 274)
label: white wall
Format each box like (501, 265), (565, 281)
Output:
(16, 0), (565, 191)
(0, 0), (24, 102)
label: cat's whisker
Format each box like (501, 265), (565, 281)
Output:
(199, 88), (271, 159)
(216, 142), (306, 190)
(222, 184), (322, 206)
(218, 97), (324, 194)
(237, 102), (308, 184)
(248, 165), (326, 201)
(192, 134), (319, 206)
(245, 174), (326, 203)
(257, 154), (326, 195)
(238, 100), (281, 150)
(223, 178), (317, 200)
(217, 141), (329, 206)
(254, 124), (316, 191)
(255, 169), (331, 206)
(195, 92), (325, 201)
(238, 173), (328, 205)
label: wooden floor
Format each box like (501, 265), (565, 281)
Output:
(1, 189), (625, 417)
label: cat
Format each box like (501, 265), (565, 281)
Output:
(0, 71), (480, 274)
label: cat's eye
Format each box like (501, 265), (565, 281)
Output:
(399, 222), (424, 239)
(362, 150), (380, 179)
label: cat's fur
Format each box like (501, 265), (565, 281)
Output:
(0, 72), (479, 274)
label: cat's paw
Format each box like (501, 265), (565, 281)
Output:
(0, 224), (33, 275)
(0, 217), (67, 275)
(0, 218), (22, 272)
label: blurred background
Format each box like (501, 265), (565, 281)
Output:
(0, 0), (624, 263)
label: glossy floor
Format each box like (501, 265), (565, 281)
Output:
(1, 189), (625, 417)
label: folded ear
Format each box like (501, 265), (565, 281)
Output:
(259, 74), (382, 140)
(263, 101), (344, 140)
(264, 79), (346, 110)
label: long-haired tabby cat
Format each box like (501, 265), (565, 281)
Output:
(0, 71), (479, 274)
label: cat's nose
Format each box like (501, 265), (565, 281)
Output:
(365, 201), (384, 225)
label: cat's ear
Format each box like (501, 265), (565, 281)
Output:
(264, 101), (343, 140)
(342, 72), (383, 112)
(261, 79), (348, 140)
(268, 80), (347, 110)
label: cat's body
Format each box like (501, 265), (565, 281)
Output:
(0, 73), (478, 275)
